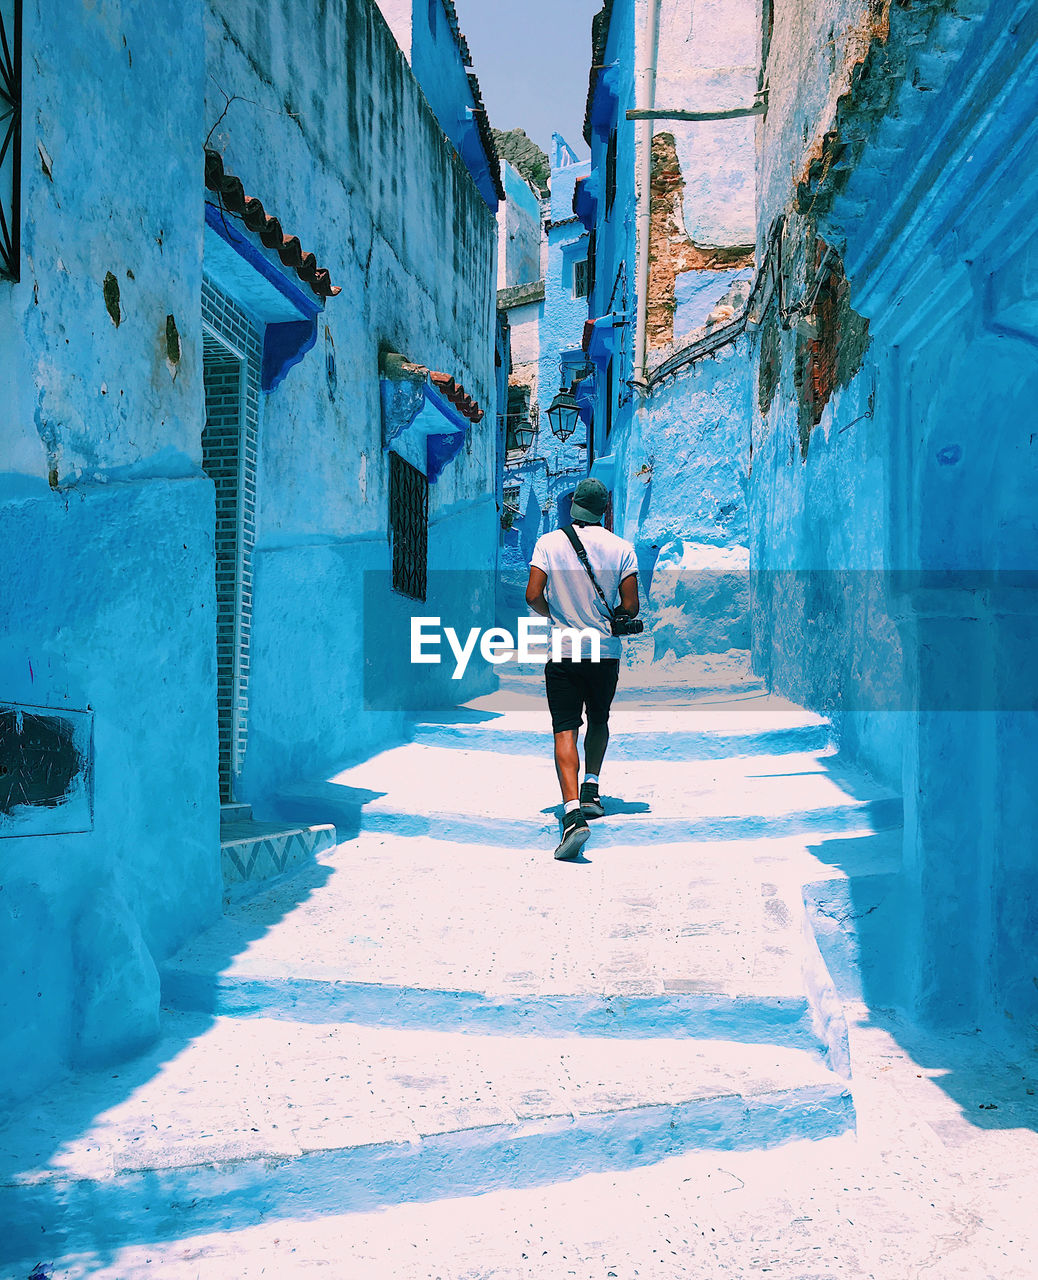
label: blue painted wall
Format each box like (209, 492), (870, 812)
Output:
(378, 0), (501, 211)
(584, 0), (638, 473)
(0, 0), (216, 1105)
(748, 0), (1038, 1028)
(0, 0), (499, 1107)
(208, 0), (500, 802)
(499, 162), (542, 289)
(497, 138), (593, 629)
(579, 0), (757, 658)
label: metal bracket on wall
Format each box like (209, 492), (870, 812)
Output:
(626, 101), (767, 123)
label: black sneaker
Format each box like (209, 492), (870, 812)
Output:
(554, 809), (590, 861)
(579, 782), (605, 819)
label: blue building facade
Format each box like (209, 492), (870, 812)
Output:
(577, 0), (1038, 1031)
(374, 0), (504, 212)
(577, 0), (759, 657)
(497, 136), (594, 629)
(0, 0), (500, 1106)
(747, 0), (1038, 1028)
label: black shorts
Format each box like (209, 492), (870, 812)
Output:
(544, 658), (621, 734)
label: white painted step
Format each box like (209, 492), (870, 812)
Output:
(220, 818), (337, 898)
(167, 830), (831, 1005)
(410, 691), (835, 759)
(0, 1013), (852, 1184)
(0, 1012), (852, 1266)
(327, 743), (894, 829)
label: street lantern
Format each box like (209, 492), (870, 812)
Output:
(547, 387), (581, 442)
(511, 419), (537, 453)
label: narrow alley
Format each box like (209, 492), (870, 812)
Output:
(3, 0), (1038, 1274)
(4, 667), (1038, 1276)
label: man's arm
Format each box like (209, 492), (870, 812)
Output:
(526, 566), (551, 618)
(617, 572), (639, 619)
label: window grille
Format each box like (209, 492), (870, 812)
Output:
(0, 0), (22, 282)
(201, 280), (262, 803)
(605, 129), (617, 216)
(574, 259), (590, 299)
(502, 484), (521, 515)
(390, 452), (428, 602)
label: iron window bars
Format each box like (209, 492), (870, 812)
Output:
(389, 451), (429, 602)
(0, 0), (20, 283)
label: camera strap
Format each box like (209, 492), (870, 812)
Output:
(562, 524), (617, 622)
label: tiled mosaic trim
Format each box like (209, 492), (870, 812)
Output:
(221, 824), (337, 888)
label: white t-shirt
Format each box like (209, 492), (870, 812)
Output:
(530, 523), (638, 659)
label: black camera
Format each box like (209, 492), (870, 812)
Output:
(611, 611), (644, 637)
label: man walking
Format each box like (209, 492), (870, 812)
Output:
(525, 478), (640, 861)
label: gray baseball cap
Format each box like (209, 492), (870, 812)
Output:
(569, 477), (610, 524)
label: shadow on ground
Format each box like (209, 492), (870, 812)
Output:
(804, 752), (1038, 1139)
(0, 754), (400, 1277)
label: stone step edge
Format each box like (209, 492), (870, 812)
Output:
(353, 798), (903, 846)
(220, 823), (339, 905)
(412, 720), (831, 740)
(408, 724), (836, 760)
(220, 821), (336, 852)
(0, 1083), (855, 1265)
(158, 969), (833, 1060)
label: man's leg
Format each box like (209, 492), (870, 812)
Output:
(553, 728), (580, 803)
(544, 661), (590, 861)
(583, 720), (609, 778)
(579, 660), (620, 818)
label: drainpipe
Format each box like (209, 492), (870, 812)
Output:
(633, 0), (661, 389)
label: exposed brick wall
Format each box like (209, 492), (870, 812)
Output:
(753, 221), (870, 461)
(647, 133), (755, 351)
(795, 236), (870, 457)
(201, 279), (261, 802)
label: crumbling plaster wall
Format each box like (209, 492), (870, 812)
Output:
(746, 0), (904, 785)
(644, 0), (757, 352)
(647, 132), (754, 351)
(0, 0), (218, 1106)
(749, 0), (1038, 1031)
(757, 0), (890, 246)
(609, 0), (757, 657)
(623, 340), (755, 657)
(205, 0), (498, 795)
(654, 0), (758, 245)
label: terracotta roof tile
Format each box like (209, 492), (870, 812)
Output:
(430, 369), (484, 423)
(204, 149), (341, 300)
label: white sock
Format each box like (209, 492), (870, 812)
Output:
(584, 773), (600, 787)
(564, 799), (582, 815)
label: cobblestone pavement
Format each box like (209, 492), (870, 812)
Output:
(3, 671), (1037, 1278)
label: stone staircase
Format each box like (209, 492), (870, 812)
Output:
(219, 802), (337, 903)
(0, 675), (904, 1273)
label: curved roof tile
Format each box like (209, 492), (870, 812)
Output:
(430, 369), (484, 423)
(204, 149), (341, 300)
